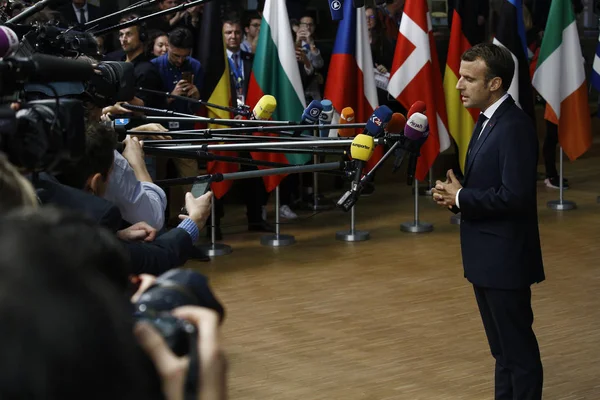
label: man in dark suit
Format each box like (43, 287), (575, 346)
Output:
(58, 0), (101, 26)
(209, 16), (272, 237)
(432, 43), (544, 400)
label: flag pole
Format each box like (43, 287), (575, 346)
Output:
(401, 179), (433, 233)
(547, 146), (576, 211)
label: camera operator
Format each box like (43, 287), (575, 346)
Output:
(102, 16), (167, 115)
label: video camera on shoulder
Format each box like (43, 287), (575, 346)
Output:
(0, 20), (135, 172)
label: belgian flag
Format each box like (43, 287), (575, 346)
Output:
(195, 2), (239, 199)
(443, 0), (481, 173)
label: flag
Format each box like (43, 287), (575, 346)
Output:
(443, 0), (480, 173)
(492, 0), (536, 122)
(197, 2), (238, 199)
(532, 0), (592, 161)
(388, 0), (451, 181)
(591, 31), (600, 92)
(323, 0), (381, 172)
(246, 0), (310, 192)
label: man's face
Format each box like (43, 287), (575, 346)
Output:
(223, 22), (242, 52)
(168, 45), (191, 68)
(72, 0), (85, 9)
(245, 18), (261, 39)
(456, 58), (498, 110)
(119, 27), (142, 54)
(299, 16), (315, 35)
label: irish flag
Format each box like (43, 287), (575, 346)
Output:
(246, 0), (310, 192)
(532, 0), (592, 161)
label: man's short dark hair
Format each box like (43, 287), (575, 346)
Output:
(461, 43), (515, 92)
(168, 27), (194, 49)
(57, 123), (116, 190)
(243, 11), (261, 28)
(0, 210), (162, 400)
(223, 14), (242, 27)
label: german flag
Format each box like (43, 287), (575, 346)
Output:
(196, 2), (238, 199)
(443, 0), (480, 173)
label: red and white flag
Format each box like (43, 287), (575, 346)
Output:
(388, 0), (450, 180)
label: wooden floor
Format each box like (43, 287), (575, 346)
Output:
(188, 151), (600, 399)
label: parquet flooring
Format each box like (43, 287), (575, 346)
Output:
(187, 151), (600, 399)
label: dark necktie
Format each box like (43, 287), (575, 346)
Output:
(468, 113), (488, 155)
(233, 53), (240, 70)
(79, 8), (86, 24)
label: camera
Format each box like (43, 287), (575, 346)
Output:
(133, 269), (225, 356)
(0, 21), (135, 171)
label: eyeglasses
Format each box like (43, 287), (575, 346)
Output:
(366, 15), (376, 19)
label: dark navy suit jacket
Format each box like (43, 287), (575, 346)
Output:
(454, 96), (545, 290)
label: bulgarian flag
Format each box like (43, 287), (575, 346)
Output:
(246, 0), (310, 192)
(532, 0), (592, 161)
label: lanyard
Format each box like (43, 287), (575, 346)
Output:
(228, 55), (244, 90)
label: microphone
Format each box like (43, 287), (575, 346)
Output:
(338, 107), (356, 137)
(319, 99), (334, 137)
(295, 99), (324, 136)
(362, 105), (393, 138)
(0, 26), (19, 58)
(350, 134), (375, 188)
(328, 0), (344, 21)
(404, 112), (430, 185)
(385, 113), (407, 135)
(392, 111), (428, 174)
(251, 95), (277, 120)
(407, 100), (426, 118)
(337, 134), (375, 211)
(301, 99), (324, 125)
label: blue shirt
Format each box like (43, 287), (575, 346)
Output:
(150, 54), (203, 124)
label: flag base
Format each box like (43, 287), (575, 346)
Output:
(400, 221), (434, 233)
(547, 200), (576, 211)
(197, 243), (233, 257)
(260, 234), (296, 247)
(335, 230), (370, 242)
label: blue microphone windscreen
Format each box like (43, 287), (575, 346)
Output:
(364, 105), (393, 137)
(320, 99), (333, 111)
(302, 100), (324, 124)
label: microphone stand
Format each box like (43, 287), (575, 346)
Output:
(143, 143), (348, 157)
(82, 0), (157, 31)
(6, 0), (63, 23)
(89, 0), (212, 36)
(154, 161), (346, 188)
(119, 103), (369, 130)
(137, 88), (251, 118)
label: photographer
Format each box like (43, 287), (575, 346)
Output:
(0, 208), (227, 400)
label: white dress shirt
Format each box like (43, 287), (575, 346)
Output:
(456, 93), (510, 209)
(104, 151), (167, 230)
